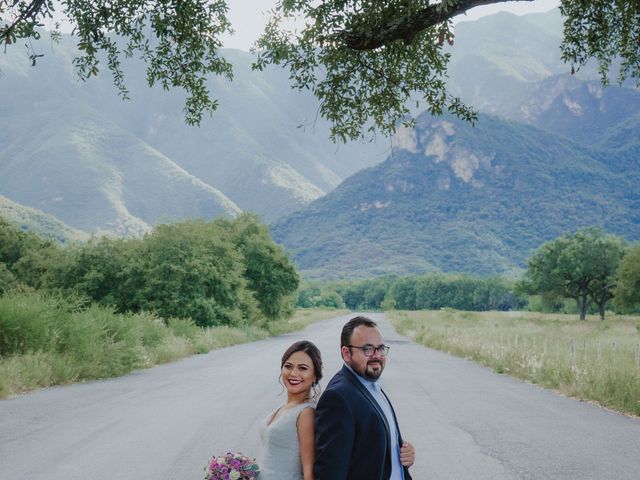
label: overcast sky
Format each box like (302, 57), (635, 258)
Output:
(221, 0), (560, 51)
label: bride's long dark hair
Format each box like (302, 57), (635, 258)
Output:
(280, 340), (323, 399)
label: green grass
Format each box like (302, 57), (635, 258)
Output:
(0, 291), (345, 398)
(388, 309), (640, 416)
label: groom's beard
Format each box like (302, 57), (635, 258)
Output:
(363, 360), (384, 380)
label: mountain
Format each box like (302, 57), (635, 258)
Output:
(0, 35), (386, 234)
(0, 195), (88, 243)
(597, 113), (640, 159)
(447, 10), (569, 116)
(448, 9), (640, 147)
(111, 49), (389, 221)
(511, 75), (640, 148)
(271, 113), (640, 280)
(0, 100), (242, 236)
(1, 8), (639, 277)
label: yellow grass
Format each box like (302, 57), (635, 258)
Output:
(388, 309), (640, 416)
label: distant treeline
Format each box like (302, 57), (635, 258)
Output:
(0, 214), (299, 328)
(297, 274), (525, 312)
(296, 228), (640, 319)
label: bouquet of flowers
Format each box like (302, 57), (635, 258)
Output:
(204, 452), (260, 480)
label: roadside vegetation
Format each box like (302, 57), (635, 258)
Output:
(0, 214), (300, 328)
(295, 228), (640, 416)
(2, 214), (639, 411)
(388, 309), (640, 417)
(0, 214), (347, 398)
(0, 293), (345, 398)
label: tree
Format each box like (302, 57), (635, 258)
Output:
(1, 0), (233, 126)
(0, 216), (44, 268)
(614, 243), (640, 311)
(585, 241), (628, 320)
(317, 290), (345, 308)
(336, 277), (394, 310)
(133, 220), (258, 327)
(296, 282), (346, 308)
(340, 282), (367, 310)
(0, 262), (17, 295)
(13, 243), (68, 290)
(386, 276), (418, 310)
(518, 228), (626, 321)
(3, 1), (640, 141)
(296, 283), (321, 308)
(222, 213), (299, 321)
(362, 277), (395, 309)
(53, 236), (141, 309)
(0, 216), (59, 291)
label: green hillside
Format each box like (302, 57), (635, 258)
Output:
(596, 113), (640, 159)
(0, 35), (386, 231)
(0, 102), (241, 235)
(0, 195), (88, 243)
(272, 113), (640, 280)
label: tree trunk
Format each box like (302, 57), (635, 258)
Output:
(598, 302), (606, 321)
(578, 296), (587, 321)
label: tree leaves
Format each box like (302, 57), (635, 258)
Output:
(2, 0), (640, 140)
(0, 214), (299, 327)
(254, 0), (476, 142)
(560, 0), (640, 87)
(519, 228), (627, 320)
(65, 0), (234, 125)
(615, 243), (640, 311)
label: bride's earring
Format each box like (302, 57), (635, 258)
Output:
(311, 379), (320, 399)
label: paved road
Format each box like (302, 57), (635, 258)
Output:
(1, 312), (639, 479)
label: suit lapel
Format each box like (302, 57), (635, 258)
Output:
(340, 365), (392, 438)
(340, 366), (414, 480)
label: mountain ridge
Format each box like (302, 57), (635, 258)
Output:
(271, 112), (640, 279)
(0, 195), (89, 243)
(1, 9), (638, 280)
(0, 35), (387, 233)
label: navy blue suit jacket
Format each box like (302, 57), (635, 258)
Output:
(313, 365), (413, 480)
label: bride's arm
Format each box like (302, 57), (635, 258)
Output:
(297, 407), (316, 480)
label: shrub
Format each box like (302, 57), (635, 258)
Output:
(0, 292), (67, 355)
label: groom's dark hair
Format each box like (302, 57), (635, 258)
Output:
(341, 316), (378, 348)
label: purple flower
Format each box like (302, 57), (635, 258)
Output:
(204, 452), (259, 480)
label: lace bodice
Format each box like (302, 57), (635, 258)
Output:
(258, 401), (315, 480)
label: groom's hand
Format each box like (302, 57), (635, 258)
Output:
(400, 441), (415, 467)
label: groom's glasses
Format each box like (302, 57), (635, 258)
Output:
(348, 344), (390, 357)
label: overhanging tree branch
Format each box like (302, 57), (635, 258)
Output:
(1, 0), (47, 41)
(341, 0), (534, 50)
(2, 0), (640, 139)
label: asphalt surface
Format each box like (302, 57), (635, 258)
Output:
(1, 312), (639, 479)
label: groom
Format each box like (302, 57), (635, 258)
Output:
(314, 316), (414, 480)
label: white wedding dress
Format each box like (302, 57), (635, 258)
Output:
(258, 401), (315, 480)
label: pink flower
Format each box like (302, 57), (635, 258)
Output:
(204, 452), (259, 480)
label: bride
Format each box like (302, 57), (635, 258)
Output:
(258, 340), (323, 480)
